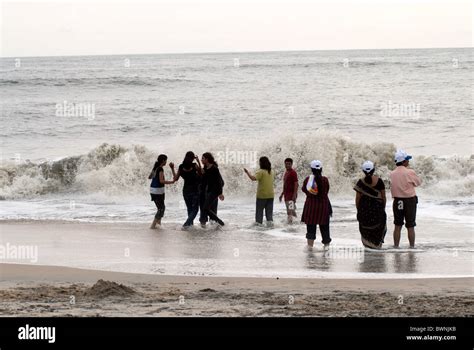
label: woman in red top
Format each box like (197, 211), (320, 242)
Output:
(301, 160), (332, 249)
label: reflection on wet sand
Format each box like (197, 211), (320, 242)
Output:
(393, 252), (418, 274)
(358, 251), (388, 273)
(1, 221), (469, 278)
(305, 251), (333, 271)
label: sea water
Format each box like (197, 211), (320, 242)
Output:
(1, 48), (472, 277)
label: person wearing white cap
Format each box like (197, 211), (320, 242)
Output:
(301, 160), (332, 249)
(390, 149), (422, 248)
(353, 161), (387, 249)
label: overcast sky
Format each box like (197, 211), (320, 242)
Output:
(1, 0), (472, 57)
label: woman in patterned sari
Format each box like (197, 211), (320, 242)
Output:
(354, 161), (387, 249)
(301, 160), (332, 249)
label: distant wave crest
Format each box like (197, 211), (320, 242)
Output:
(0, 76), (195, 87)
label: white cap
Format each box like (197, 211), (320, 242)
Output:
(394, 149), (412, 163)
(361, 160), (374, 173)
(310, 160), (322, 170)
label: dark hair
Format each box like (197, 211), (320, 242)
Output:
(182, 151), (195, 169)
(284, 158), (293, 164)
(363, 168), (375, 184)
(396, 161), (404, 166)
(202, 152), (218, 167)
(311, 168), (323, 192)
(152, 154), (167, 173)
(259, 156), (271, 174)
(157, 154), (167, 165)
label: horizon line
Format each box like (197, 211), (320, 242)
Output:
(1, 46), (471, 59)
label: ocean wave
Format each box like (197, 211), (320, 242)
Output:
(236, 60), (439, 70)
(0, 76), (196, 87)
(1, 134), (472, 200)
(0, 79), (19, 85)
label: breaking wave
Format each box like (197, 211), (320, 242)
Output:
(1, 133), (472, 200)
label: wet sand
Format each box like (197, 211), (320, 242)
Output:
(1, 264), (472, 317)
(1, 220), (472, 278)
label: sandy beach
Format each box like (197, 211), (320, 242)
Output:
(1, 5), (473, 348)
(0, 263), (472, 317)
(1, 220), (473, 317)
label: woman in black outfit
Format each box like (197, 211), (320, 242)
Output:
(354, 161), (387, 249)
(173, 151), (202, 229)
(199, 152), (225, 227)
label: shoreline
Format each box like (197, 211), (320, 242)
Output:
(1, 264), (473, 317)
(1, 219), (473, 279)
(3, 263), (473, 287)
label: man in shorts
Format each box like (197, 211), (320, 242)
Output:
(390, 150), (422, 248)
(279, 158), (299, 224)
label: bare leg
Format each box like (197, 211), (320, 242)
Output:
(307, 239), (314, 247)
(150, 218), (161, 229)
(393, 225), (402, 247)
(408, 227), (415, 248)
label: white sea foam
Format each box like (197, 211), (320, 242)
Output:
(1, 135), (472, 201)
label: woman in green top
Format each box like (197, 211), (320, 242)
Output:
(244, 156), (275, 226)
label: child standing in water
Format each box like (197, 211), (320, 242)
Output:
(149, 154), (176, 229)
(279, 157), (299, 224)
(301, 160), (332, 249)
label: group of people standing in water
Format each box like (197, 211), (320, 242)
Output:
(149, 149), (421, 250)
(149, 152), (225, 230)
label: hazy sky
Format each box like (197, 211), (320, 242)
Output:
(1, 0), (472, 57)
